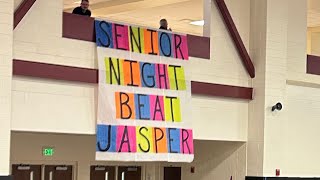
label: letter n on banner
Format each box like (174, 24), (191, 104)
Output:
(129, 26), (145, 54)
(105, 57), (124, 85)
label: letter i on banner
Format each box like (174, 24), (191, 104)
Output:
(144, 29), (159, 55)
(123, 60), (141, 87)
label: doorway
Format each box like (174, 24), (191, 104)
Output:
(90, 166), (116, 180)
(12, 164), (41, 180)
(44, 165), (72, 180)
(117, 166), (141, 180)
(164, 167), (181, 180)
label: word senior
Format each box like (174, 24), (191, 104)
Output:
(95, 20), (189, 60)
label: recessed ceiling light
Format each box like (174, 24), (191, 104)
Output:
(190, 20), (204, 26)
(73, 1), (81, 4)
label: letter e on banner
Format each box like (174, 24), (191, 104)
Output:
(113, 23), (129, 51)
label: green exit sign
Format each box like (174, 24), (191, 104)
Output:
(43, 147), (54, 156)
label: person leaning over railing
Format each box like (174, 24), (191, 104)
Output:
(159, 19), (172, 31)
(72, 0), (91, 17)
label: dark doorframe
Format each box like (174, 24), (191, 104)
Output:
(44, 165), (73, 180)
(90, 166), (116, 180)
(12, 164), (42, 180)
(117, 166), (141, 180)
(164, 167), (181, 180)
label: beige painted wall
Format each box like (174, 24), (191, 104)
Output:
(11, 76), (248, 141)
(0, 0), (14, 175)
(250, 0), (320, 177)
(247, 0), (267, 176)
(251, 84), (320, 177)
(11, 77), (96, 134)
(11, 132), (246, 180)
(283, 84), (320, 177)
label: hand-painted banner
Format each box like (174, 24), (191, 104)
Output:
(95, 20), (189, 60)
(96, 19), (193, 162)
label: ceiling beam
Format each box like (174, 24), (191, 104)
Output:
(215, 0), (255, 78)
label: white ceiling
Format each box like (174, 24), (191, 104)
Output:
(64, 0), (204, 35)
(64, 0), (320, 34)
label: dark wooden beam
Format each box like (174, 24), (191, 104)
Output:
(215, 0), (255, 78)
(14, 0), (36, 29)
(62, 12), (96, 42)
(192, 81), (253, 100)
(187, 34), (210, 59)
(13, 60), (98, 84)
(13, 59), (253, 100)
(307, 55), (320, 75)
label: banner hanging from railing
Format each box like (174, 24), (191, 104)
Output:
(95, 19), (194, 162)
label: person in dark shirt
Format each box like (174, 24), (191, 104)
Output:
(72, 0), (91, 17)
(159, 19), (172, 31)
